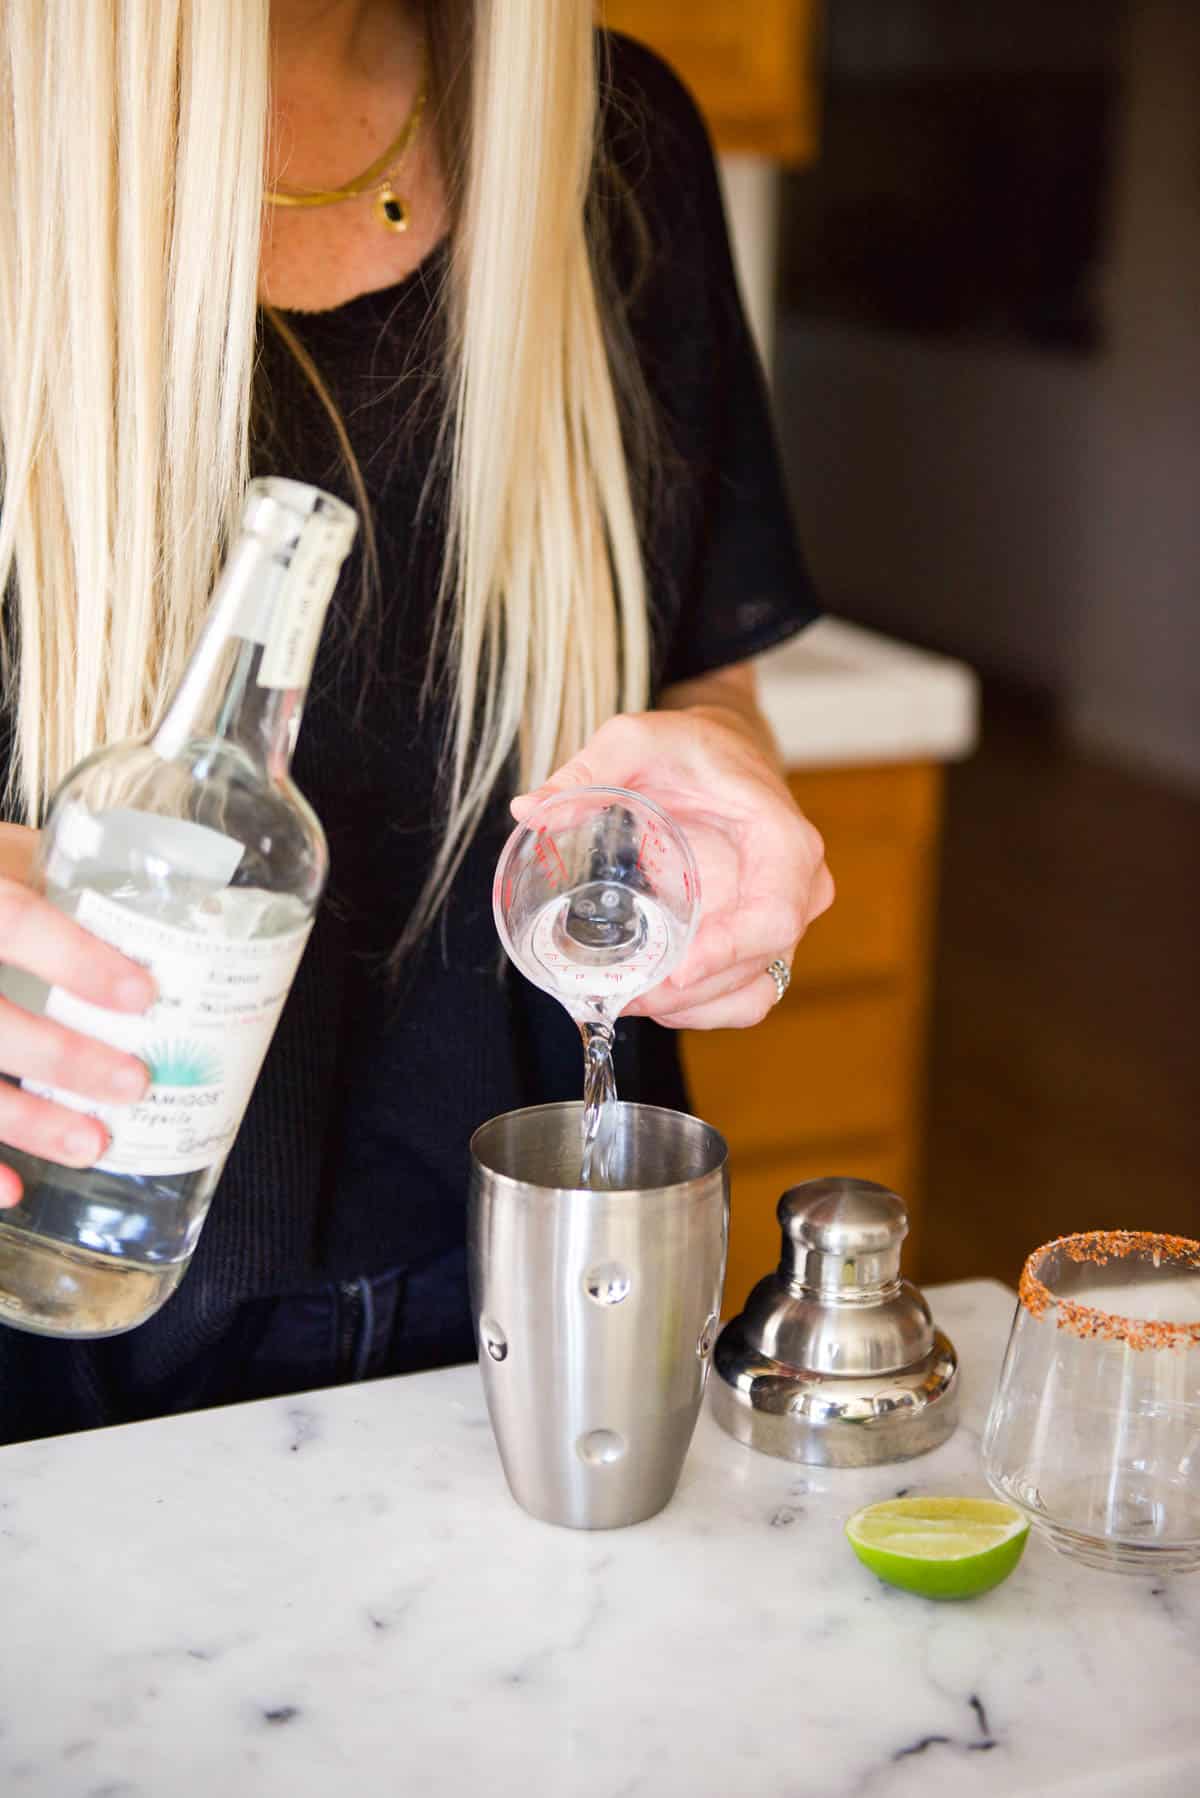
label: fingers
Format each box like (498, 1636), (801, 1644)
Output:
(511, 762), (599, 823)
(0, 825), (38, 886)
(808, 858), (836, 925)
(0, 876), (156, 1207)
(512, 709), (773, 824)
(505, 706), (836, 1038)
(0, 999), (150, 1206)
(511, 713), (670, 821)
(673, 895), (803, 987)
(0, 879), (156, 1011)
(0, 998), (148, 1105)
(0, 1082), (109, 1200)
(626, 949), (796, 1021)
(510, 748), (602, 823)
(638, 967), (785, 1032)
(667, 811), (830, 991)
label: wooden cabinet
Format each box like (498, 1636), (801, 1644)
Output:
(681, 762), (942, 1312)
(602, 0), (821, 162)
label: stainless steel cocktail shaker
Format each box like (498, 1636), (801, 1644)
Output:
(468, 1101), (728, 1529)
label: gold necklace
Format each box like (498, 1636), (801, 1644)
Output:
(265, 48), (428, 235)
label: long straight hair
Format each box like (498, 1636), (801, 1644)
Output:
(0, 1), (650, 943)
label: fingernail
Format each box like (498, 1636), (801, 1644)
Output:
(115, 974), (155, 1010)
(109, 1063), (148, 1101)
(62, 1126), (100, 1165)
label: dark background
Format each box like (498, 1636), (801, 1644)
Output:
(772, 0), (1199, 1279)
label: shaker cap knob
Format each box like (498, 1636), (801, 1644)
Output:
(779, 1177), (908, 1290)
(780, 1177), (908, 1255)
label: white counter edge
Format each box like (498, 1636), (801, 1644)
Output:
(754, 616), (981, 769)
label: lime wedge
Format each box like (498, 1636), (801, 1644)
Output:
(845, 1496), (1029, 1600)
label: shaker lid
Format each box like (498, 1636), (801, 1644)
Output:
(712, 1176), (958, 1468)
(779, 1176), (909, 1290)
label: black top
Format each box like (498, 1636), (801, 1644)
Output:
(0, 36), (817, 1438)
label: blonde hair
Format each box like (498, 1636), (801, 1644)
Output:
(0, 1), (650, 941)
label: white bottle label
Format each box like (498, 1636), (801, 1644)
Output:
(257, 513), (346, 691)
(27, 889), (312, 1177)
(44, 805), (246, 892)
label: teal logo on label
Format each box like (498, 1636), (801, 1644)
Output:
(144, 1040), (223, 1088)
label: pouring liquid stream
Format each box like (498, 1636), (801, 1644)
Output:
(579, 1016), (618, 1185)
(516, 880), (682, 1184)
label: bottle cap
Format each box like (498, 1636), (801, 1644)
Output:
(242, 477), (358, 564)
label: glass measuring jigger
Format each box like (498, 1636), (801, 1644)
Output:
(494, 787), (701, 1174)
(494, 785), (700, 1020)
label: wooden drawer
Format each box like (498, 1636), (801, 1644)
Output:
(789, 837), (925, 989)
(602, 0), (821, 162)
(681, 761), (944, 1286)
(787, 763), (941, 989)
(789, 762), (941, 847)
(683, 984), (914, 1153)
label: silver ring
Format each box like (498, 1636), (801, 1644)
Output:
(766, 958), (791, 1005)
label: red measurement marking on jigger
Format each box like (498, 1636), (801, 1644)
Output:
(533, 829), (564, 890)
(637, 825), (667, 880)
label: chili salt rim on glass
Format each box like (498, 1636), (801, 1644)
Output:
(1018, 1230), (1200, 1351)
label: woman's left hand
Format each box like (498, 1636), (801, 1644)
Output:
(511, 693), (834, 1030)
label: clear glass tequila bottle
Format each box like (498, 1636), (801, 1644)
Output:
(0, 478), (356, 1338)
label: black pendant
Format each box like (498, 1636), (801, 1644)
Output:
(375, 185), (409, 234)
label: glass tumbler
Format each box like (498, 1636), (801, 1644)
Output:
(983, 1231), (1200, 1574)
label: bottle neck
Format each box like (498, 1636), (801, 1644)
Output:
(151, 519), (342, 780)
(212, 635), (306, 784)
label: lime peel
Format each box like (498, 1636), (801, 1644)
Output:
(845, 1496), (1029, 1600)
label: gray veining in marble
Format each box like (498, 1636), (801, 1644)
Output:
(1, 1279), (1196, 1796)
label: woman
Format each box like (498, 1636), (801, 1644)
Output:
(0, 1), (832, 1442)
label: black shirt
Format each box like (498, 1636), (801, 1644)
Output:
(0, 36), (817, 1438)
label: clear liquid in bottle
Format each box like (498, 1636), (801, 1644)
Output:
(0, 479), (356, 1338)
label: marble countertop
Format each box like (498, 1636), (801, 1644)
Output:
(2, 1277), (1196, 1797)
(755, 617), (979, 769)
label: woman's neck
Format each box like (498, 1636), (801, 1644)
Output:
(270, 2), (409, 79)
(261, 0), (445, 313)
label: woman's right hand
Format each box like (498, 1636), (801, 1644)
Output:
(0, 824), (157, 1208)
